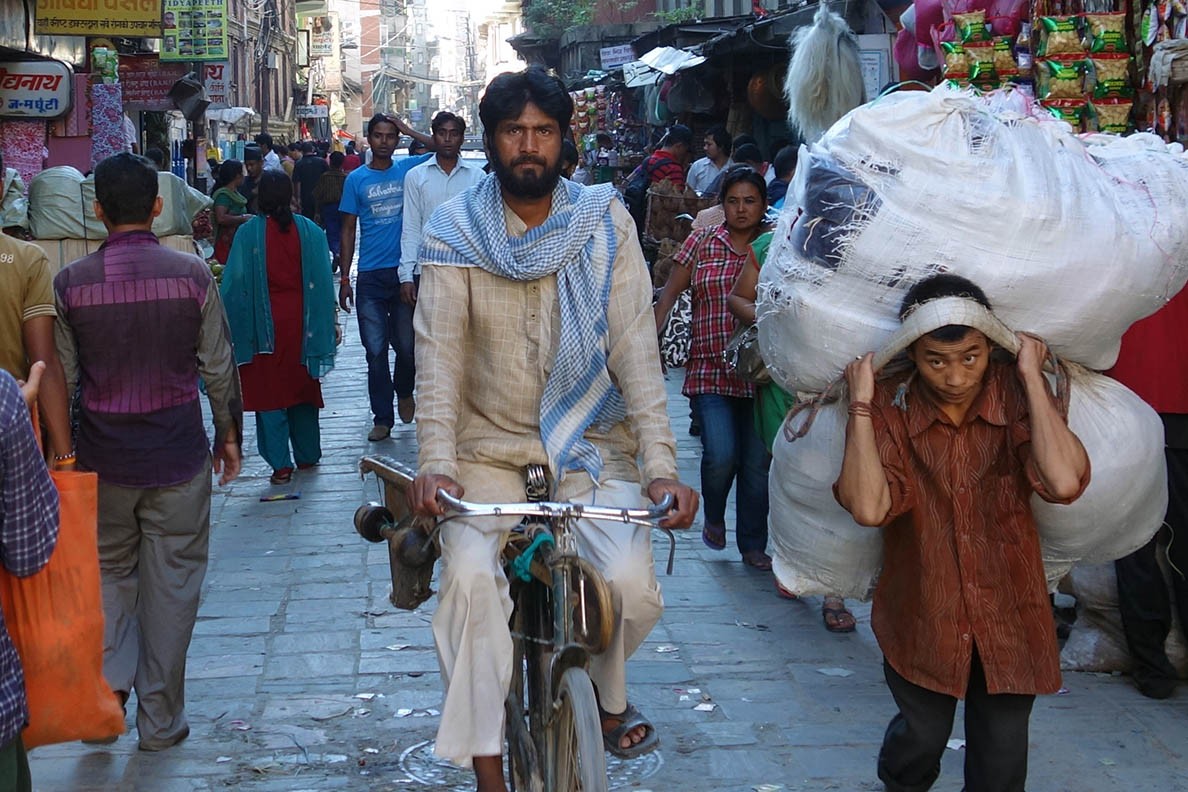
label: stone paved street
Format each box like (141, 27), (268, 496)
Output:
(28, 318), (1188, 792)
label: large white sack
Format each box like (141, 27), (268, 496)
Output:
(28, 166), (107, 241)
(758, 86), (1188, 394)
(1034, 371), (1167, 587)
(770, 371), (1164, 599)
(769, 401), (882, 601)
(1059, 562), (1188, 677)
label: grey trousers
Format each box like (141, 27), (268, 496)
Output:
(97, 460), (212, 750)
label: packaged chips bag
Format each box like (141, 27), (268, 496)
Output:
(954, 9), (992, 42)
(941, 40), (969, 76)
(1039, 58), (1087, 101)
(1042, 98), (1088, 129)
(1091, 54), (1133, 99)
(1091, 99), (1133, 134)
(1086, 12), (1127, 53)
(1039, 16), (1086, 57)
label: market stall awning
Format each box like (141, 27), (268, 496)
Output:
(206, 107), (260, 127)
(622, 46), (706, 88)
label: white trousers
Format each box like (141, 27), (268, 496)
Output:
(431, 463), (664, 768)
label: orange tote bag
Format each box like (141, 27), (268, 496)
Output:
(0, 466), (126, 747)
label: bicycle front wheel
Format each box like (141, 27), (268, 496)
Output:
(549, 667), (608, 792)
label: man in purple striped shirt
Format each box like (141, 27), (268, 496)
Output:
(53, 153), (243, 752)
(0, 362), (59, 790)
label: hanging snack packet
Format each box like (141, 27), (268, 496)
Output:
(994, 36), (1017, 73)
(1092, 99), (1134, 134)
(966, 42), (997, 75)
(954, 9), (992, 42)
(1085, 12), (1127, 53)
(941, 41), (969, 76)
(1091, 54), (1133, 99)
(1039, 16), (1086, 57)
(1039, 58), (1087, 101)
(1042, 99), (1088, 129)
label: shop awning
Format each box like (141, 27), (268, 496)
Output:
(206, 107), (260, 127)
(622, 46), (706, 88)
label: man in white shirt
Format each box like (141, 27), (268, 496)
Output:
(685, 125), (731, 196)
(398, 112), (485, 307)
(255, 132), (284, 172)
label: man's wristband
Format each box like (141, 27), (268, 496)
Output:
(339, 276), (351, 286)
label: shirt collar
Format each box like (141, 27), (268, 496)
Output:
(427, 156), (475, 175)
(903, 363), (1009, 437)
(103, 229), (159, 246)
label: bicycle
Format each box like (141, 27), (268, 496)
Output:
(354, 455), (677, 792)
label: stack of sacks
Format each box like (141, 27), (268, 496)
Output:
(759, 86), (1188, 597)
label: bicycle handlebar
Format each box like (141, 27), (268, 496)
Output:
(435, 490), (675, 528)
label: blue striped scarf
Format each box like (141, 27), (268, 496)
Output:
(419, 173), (626, 481)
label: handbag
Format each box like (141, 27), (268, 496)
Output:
(723, 322), (771, 384)
(0, 415), (125, 747)
(658, 290), (692, 369)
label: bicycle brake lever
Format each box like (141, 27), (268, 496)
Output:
(436, 489), (466, 512)
(647, 493), (675, 518)
(658, 527), (676, 576)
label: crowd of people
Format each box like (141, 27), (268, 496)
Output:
(0, 62), (1182, 792)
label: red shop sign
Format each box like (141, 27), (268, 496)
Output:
(119, 54), (189, 110)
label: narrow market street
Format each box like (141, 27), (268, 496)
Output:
(27, 320), (1188, 792)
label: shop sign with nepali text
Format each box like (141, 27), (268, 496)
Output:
(35, 0), (162, 37)
(120, 55), (190, 110)
(161, 0), (228, 62)
(0, 60), (72, 119)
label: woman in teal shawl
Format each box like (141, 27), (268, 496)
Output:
(728, 231), (858, 633)
(221, 171), (338, 484)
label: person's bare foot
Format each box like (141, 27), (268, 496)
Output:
(473, 755), (507, 792)
(601, 713), (647, 749)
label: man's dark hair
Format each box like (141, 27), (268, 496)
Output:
(366, 113), (397, 136)
(732, 134), (759, 151)
(595, 132), (613, 149)
(257, 170), (294, 231)
(560, 139), (579, 168)
(663, 124), (693, 149)
(705, 125), (731, 157)
(301, 141), (316, 154)
(718, 164), (767, 205)
(732, 143), (763, 167)
(409, 140), (428, 156)
(900, 274), (993, 342)
(346, 140), (356, 153)
(243, 145), (263, 162)
(479, 67), (573, 148)
(93, 152), (159, 226)
(254, 132), (273, 150)
(144, 147), (166, 169)
(772, 145), (798, 180)
(329, 151), (345, 168)
(431, 111), (466, 134)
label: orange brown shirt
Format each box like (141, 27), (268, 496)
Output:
(860, 361), (1088, 698)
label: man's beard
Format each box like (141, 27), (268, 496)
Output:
(491, 152), (562, 200)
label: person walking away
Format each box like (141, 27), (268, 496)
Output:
(211, 160), (250, 265)
(399, 112), (483, 312)
(686, 126), (732, 196)
(53, 152), (243, 751)
(1107, 286), (1188, 699)
(835, 274), (1089, 791)
(239, 147), (264, 215)
(727, 229), (856, 630)
(408, 66), (699, 792)
(766, 145), (798, 208)
(337, 113), (433, 441)
(653, 166), (773, 569)
(313, 152), (348, 271)
(292, 141), (328, 221)
(343, 141), (362, 173)
(0, 362), (60, 792)
(221, 171), (337, 485)
(0, 228), (73, 466)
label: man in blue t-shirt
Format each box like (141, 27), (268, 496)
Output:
(339, 113), (433, 441)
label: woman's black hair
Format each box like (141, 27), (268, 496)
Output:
(718, 164), (767, 206)
(93, 152), (159, 226)
(479, 66), (573, 147)
(257, 170), (294, 231)
(213, 159), (243, 191)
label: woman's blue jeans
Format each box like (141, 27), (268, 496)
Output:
(690, 393), (770, 554)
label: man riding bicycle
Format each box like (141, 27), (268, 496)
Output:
(408, 66), (698, 792)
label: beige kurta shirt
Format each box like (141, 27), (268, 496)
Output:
(414, 197), (678, 486)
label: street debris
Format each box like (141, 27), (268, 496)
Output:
(216, 756), (232, 763)
(693, 702), (717, 712)
(735, 620), (771, 631)
(816, 667), (854, 678)
(354, 692), (381, 701)
(385, 644), (411, 651)
(310, 705), (354, 722)
(228, 719), (252, 731)
(655, 645), (679, 653)
(946, 739), (965, 751)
